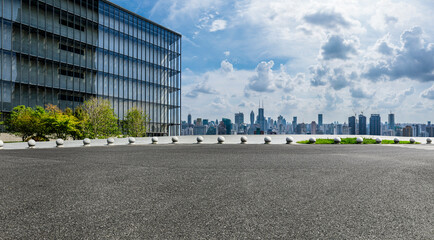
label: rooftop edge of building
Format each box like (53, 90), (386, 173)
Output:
(101, 0), (182, 37)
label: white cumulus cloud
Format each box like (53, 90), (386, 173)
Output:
(209, 19), (227, 32)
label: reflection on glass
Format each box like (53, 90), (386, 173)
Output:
(0, 0), (181, 135)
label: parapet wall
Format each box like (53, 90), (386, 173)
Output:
(0, 135), (432, 150)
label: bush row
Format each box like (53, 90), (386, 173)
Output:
(2, 98), (149, 141)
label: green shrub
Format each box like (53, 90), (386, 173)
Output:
(4, 105), (82, 141)
(4, 105), (38, 141)
(44, 104), (81, 140)
(123, 108), (150, 137)
(81, 98), (120, 139)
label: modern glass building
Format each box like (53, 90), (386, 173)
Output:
(0, 0), (181, 136)
(348, 116), (356, 135)
(358, 114), (366, 135)
(369, 114), (381, 136)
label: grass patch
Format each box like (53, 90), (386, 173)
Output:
(297, 138), (420, 144)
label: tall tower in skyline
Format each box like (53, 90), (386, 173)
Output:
(250, 111), (255, 126)
(188, 114), (192, 127)
(403, 125), (413, 137)
(359, 114), (367, 135)
(222, 118), (232, 135)
(311, 121), (317, 135)
(258, 107), (265, 132)
(318, 114), (323, 127)
(235, 112), (244, 126)
(292, 117), (297, 133)
(258, 100), (265, 132)
(370, 114), (381, 136)
(349, 116), (356, 135)
(388, 113), (395, 130)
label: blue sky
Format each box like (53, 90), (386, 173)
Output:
(112, 0), (434, 123)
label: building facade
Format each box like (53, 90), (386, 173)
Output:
(369, 114), (381, 136)
(402, 125), (413, 137)
(388, 113), (395, 130)
(0, 0), (181, 136)
(234, 112), (244, 126)
(318, 114), (323, 127)
(257, 107), (265, 132)
(310, 121), (316, 135)
(359, 114), (367, 135)
(426, 126), (434, 137)
(348, 116), (356, 135)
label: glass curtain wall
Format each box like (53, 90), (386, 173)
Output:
(0, 0), (181, 136)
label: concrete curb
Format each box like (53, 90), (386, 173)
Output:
(0, 135), (432, 150)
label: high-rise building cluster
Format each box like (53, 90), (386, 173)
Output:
(181, 109), (434, 137)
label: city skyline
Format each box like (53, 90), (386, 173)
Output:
(183, 109), (431, 127)
(182, 108), (434, 138)
(112, 0), (434, 122)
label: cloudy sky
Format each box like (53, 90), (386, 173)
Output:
(113, 0), (434, 124)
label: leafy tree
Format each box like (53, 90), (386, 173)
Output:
(81, 98), (120, 138)
(44, 104), (80, 140)
(64, 107), (74, 116)
(32, 106), (50, 141)
(123, 108), (150, 137)
(71, 106), (87, 140)
(4, 105), (35, 141)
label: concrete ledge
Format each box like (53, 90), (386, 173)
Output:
(0, 135), (432, 150)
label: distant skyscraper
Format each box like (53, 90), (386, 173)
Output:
(311, 121), (317, 135)
(403, 126), (413, 137)
(415, 124), (421, 137)
(318, 114), (323, 127)
(370, 114), (381, 135)
(277, 115), (284, 134)
(388, 113), (395, 130)
(258, 107), (265, 132)
(359, 115), (367, 135)
(196, 118), (202, 126)
(250, 111), (255, 126)
(428, 121), (432, 126)
(336, 124), (343, 135)
(296, 123), (306, 134)
(277, 115), (284, 125)
(193, 124), (207, 135)
(203, 119), (209, 126)
(349, 116), (356, 135)
(188, 114), (192, 126)
(427, 126), (434, 137)
(292, 117), (297, 133)
(222, 118), (232, 135)
(235, 112), (244, 126)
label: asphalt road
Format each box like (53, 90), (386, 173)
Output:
(0, 145), (433, 239)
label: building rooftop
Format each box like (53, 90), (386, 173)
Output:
(101, 0), (182, 37)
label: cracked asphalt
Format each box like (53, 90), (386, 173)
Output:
(0, 144), (433, 239)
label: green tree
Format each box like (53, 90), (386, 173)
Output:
(81, 98), (120, 138)
(4, 105), (35, 141)
(44, 104), (80, 140)
(71, 106), (87, 140)
(33, 106), (50, 141)
(4, 105), (50, 141)
(123, 108), (150, 137)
